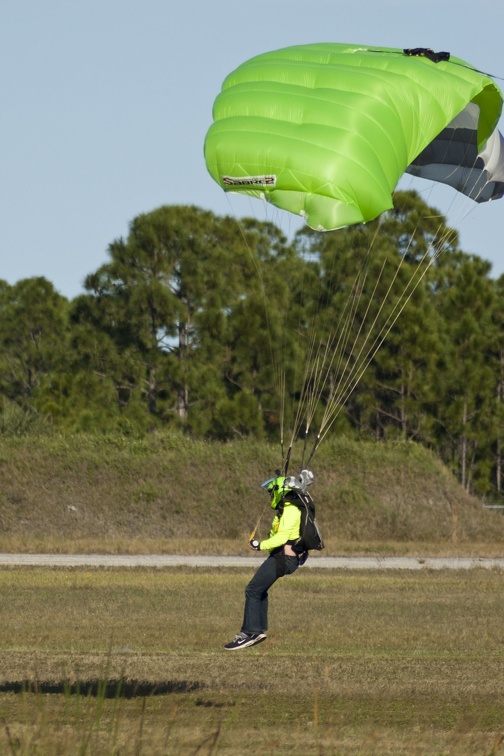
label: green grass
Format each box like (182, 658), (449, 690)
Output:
(2, 567), (504, 753)
(2, 432), (504, 555)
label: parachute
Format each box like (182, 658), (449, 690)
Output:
(204, 43), (504, 478)
(204, 43), (504, 232)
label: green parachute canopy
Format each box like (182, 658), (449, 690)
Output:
(204, 43), (504, 231)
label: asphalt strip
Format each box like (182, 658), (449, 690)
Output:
(1, 554), (504, 569)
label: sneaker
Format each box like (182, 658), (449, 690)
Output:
(224, 631), (267, 651)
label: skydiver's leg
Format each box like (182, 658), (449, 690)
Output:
(241, 552), (300, 635)
(241, 553), (278, 635)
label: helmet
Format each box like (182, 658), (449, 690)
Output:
(260, 475), (290, 509)
(260, 469), (315, 508)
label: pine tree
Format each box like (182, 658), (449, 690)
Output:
(432, 253), (497, 493)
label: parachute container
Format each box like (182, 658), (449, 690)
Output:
(204, 43), (504, 231)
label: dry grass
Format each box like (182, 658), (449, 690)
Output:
(3, 534), (504, 558)
(2, 433), (504, 556)
(2, 566), (504, 753)
(2, 432), (504, 752)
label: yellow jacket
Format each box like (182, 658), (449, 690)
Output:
(259, 502), (301, 551)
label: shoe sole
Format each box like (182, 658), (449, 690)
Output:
(224, 635), (267, 651)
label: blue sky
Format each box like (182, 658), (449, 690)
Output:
(2, 0), (504, 299)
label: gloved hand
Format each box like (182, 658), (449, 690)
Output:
(249, 539), (260, 551)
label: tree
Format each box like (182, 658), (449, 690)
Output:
(220, 218), (311, 441)
(431, 253), (498, 493)
(488, 274), (504, 495)
(75, 206), (300, 436)
(0, 277), (69, 410)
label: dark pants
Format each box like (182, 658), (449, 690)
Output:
(241, 551), (300, 635)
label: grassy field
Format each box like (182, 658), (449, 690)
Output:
(1, 566), (504, 754)
(2, 433), (504, 752)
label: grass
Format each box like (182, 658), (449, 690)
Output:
(2, 567), (504, 753)
(2, 432), (504, 555)
(2, 432), (504, 751)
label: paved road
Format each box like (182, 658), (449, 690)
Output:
(1, 554), (504, 570)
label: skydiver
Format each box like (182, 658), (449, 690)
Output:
(224, 471), (313, 651)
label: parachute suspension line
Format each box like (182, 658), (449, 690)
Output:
(306, 290), (356, 422)
(319, 238), (429, 440)
(228, 195), (295, 519)
(305, 253), (394, 463)
(311, 227), (388, 432)
(308, 221), (431, 460)
(281, 227), (334, 473)
(307, 293), (420, 463)
(283, 251), (361, 462)
(223, 196), (323, 474)
(279, 219), (382, 472)
(295, 334), (333, 469)
(302, 264), (368, 440)
(291, 221), (384, 459)
(249, 495), (271, 541)
(306, 219), (457, 463)
(279, 368), (286, 469)
(282, 319), (323, 475)
(283, 443), (293, 477)
(289, 333), (319, 442)
(278, 229), (329, 461)
(317, 239), (411, 438)
(319, 261), (388, 429)
(291, 222), (381, 449)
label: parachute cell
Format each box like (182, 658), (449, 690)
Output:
(204, 43), (504, 230)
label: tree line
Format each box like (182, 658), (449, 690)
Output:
(0, 192), (503, 497)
